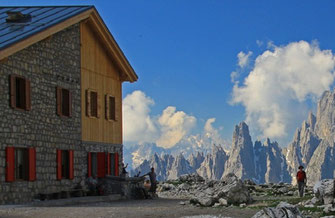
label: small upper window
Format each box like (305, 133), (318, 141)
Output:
(56, 87), (72, 117)
(105, 95), (116, 121)
(10, 75), (31, 111)
(90, 91), (98, 117)
(86, 89), (99, 118)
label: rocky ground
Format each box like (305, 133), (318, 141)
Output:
(158, 174), (335, 218)
(0, 197), (257, 218)
(0, 174), (334, 218)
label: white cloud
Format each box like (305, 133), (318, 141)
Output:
(256, 40), (264, 47)
(156, 106), (196, 148)
(123, 91), (197, 148)
(123, 90), (158, 143)
(232, 40), (335, 141)
(204, 118), (228, 148)
(237, 51), (253, 68)
(230, 71), (239, 83)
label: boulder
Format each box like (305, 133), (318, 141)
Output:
(178, 183), (191, 190)
(244, 179), (256, 186)
(158, 183), (175, 191)
(314, 179), (335, 205)
(278, 187), (289, 194)
(323, 204), (335, 213)
(190, 193), (216, 207)
(217, 173), (252, 204)
(179, 173), (205, 183)
(219, 198), (228, 206)
(252, 202), (303, 218)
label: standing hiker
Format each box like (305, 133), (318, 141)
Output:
(296, 165), (307, 197)
(145, 167), (157, 194)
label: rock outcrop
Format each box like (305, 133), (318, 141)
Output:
(223, 122), (256, 180)
(132, 122), (291, 184)
(197, 145), (227, 180)
(167, 154), (194, 180)
(313, 179), (335, 205)
(255, 139), (291, 184)
(252, 202), (303, 218)
(160, 173), (252, 207)
(188, 152), (205, 170)
(286, 89), (335, 185)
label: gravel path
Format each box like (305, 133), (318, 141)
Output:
(0, 197), (258, 218)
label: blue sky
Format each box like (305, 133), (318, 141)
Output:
(3, 1), (335, 147)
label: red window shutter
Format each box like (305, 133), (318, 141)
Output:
(25, 79), (31, 111)
(105, 95), (109, 120)
(97, 152), (105, 178)
(86, 90), (91, 117)
(28, 147), (36, 181)
(56, 87), (62, 116)
(57, 149), (62, 180)
(109, 97), (116, 120)
(9, 75), (16, 108)
(68, 91), (72, 117)
(115, 97), (119, 121)
(87, 152), (92, 177)
(107, 153), (111, 175)
(115, 152), (119, 176)
(97, 92), (101, 118)
(69, 150), (74, 180)
(6, 147), (15, 182)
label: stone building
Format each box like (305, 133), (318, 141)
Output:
(0, 6), (138, 204)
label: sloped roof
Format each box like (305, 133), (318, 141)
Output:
(0, 6), (138, 82)
(0, 6), (92, 50)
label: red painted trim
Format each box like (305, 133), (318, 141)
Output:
(69, 150), (74, 180)
(107, 153), (111, 175)
(115, 153), (119, 177)
(28, 147), (36, 181)
(6, 147), (15, 182)
(97, 152), (105, 178)
(56, 149), (62, 180)
(87, 152), (92, 177)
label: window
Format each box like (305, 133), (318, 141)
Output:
(56, 150), (74, 180)
(9, 75), (31, 110)
(109, 153), (119, 176)
(90, 92), (98, 117)
(6, 147), (36, 182)
(61, 150), (69, 179)
(105, 95), (116, 121)
(86, 89), (99, 118)
(56, 87), (72, 117)
(15, 148), (29, 180)
(88, 152), (112, 178)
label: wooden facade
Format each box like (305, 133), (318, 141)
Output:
(80, 21), (123, 144)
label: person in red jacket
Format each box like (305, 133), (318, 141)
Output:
(296, 165), (307, 197)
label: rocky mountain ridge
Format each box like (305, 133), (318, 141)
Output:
(131, 89), (335, 185)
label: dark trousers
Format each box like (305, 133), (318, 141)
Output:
(150, 182), (157, 193)
(298, 181), (305, 197)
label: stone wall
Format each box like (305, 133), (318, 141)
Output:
(0, 23), (124, 204)
(0, 24), (79, 204)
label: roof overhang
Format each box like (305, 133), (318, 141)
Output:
(0, 6), (138, 83)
